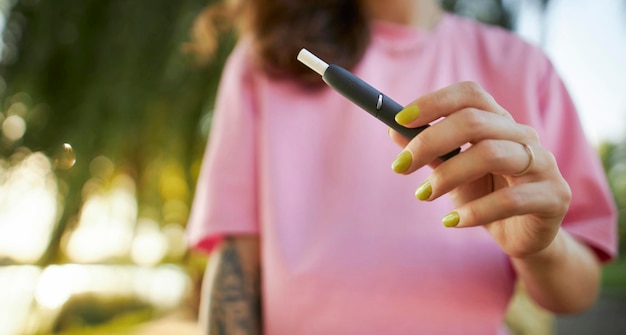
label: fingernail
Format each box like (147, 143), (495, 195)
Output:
(415, 180), (432, 201)
(387, 127), (392, 137)
(442, 212), (460, 228)
(395, 105), (420, 126)
(391, 151), (412, 174)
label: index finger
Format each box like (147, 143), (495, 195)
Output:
(396, 81), (512, 128)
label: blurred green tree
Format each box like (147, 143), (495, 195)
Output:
(599, 140), (626, 256)
(0, 0), (232, 264)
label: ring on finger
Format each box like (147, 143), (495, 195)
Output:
(513, 143), (535, 176)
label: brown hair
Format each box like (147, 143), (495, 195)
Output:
(187, 0), (371, 86)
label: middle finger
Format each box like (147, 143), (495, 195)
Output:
(417, 140), (542, 201)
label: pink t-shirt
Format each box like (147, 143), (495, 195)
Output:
(187, 14), (616, 335)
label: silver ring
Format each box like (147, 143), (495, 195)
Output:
(513, 143), (535, 176)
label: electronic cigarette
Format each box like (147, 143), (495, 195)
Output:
(297, 48), (460, 161)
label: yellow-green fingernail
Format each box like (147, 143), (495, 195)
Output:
(442, 212), (460, 228)
(415, 180), (432, 201)
(391, 151), (412, 174)
(395, 105), (420, 126)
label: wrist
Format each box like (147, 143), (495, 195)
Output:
(509, 228), (602, 313)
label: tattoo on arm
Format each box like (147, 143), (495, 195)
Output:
(208, 237), (262, 335)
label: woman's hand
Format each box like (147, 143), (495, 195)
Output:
(389, 81), (572, 259)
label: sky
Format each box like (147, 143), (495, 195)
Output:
(516, 0), (626, 144)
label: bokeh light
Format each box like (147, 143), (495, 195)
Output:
(0, 151), (58, 264)
(0, 266), (40, 335)
(65, 171), (136, 264)
(131, 218), (167, 266)
(2, 114), (26, 141)
(0, 263), (191, 334)
(35, 265), (73, 309)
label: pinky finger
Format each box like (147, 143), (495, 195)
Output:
(443, 181), (567, 228)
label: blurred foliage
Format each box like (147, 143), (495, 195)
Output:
(599, 141), (626, 257)
(0, 0), (234, 265)
(54, 295), (152, 332)
(0, 0), (229, 332)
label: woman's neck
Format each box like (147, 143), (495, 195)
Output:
(365, 0), (444, 29)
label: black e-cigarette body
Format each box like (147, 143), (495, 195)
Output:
(298, 49), (460, 161)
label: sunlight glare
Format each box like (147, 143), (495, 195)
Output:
(134, 265), (189, 309)
(0, 152), (58, 263)
(35, 265), (72, 309)
(131, 218), (167, 266)
(66, 172), (137, 263)
(0, 266), (40, 335)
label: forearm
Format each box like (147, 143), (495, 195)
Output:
(199, 236), (262, 335)
(511, 228), (601, 314)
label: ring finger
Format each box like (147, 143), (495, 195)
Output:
(420, 140), (540, 201)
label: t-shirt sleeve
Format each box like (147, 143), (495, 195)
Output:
(186, 43), (259, 253)
(536, 58), (618, 262)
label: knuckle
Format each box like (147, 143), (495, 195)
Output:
(542, 150), (557, 170)
(460, 81), (483, 95)
(520, 125), (540, 141)
(460, 81), (492, 102)
(530, 146), (572, 216)
(546, 150), (558, 167)
(431, 90), (445, 107)
(544, 183), (571, 216)
(535, 146), (559, 174)
(557, 184), (572, 209)
(460, 107), (487, 129)
(560, 183), (573, 208)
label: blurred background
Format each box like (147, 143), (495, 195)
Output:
(0, 0), (623, 334)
